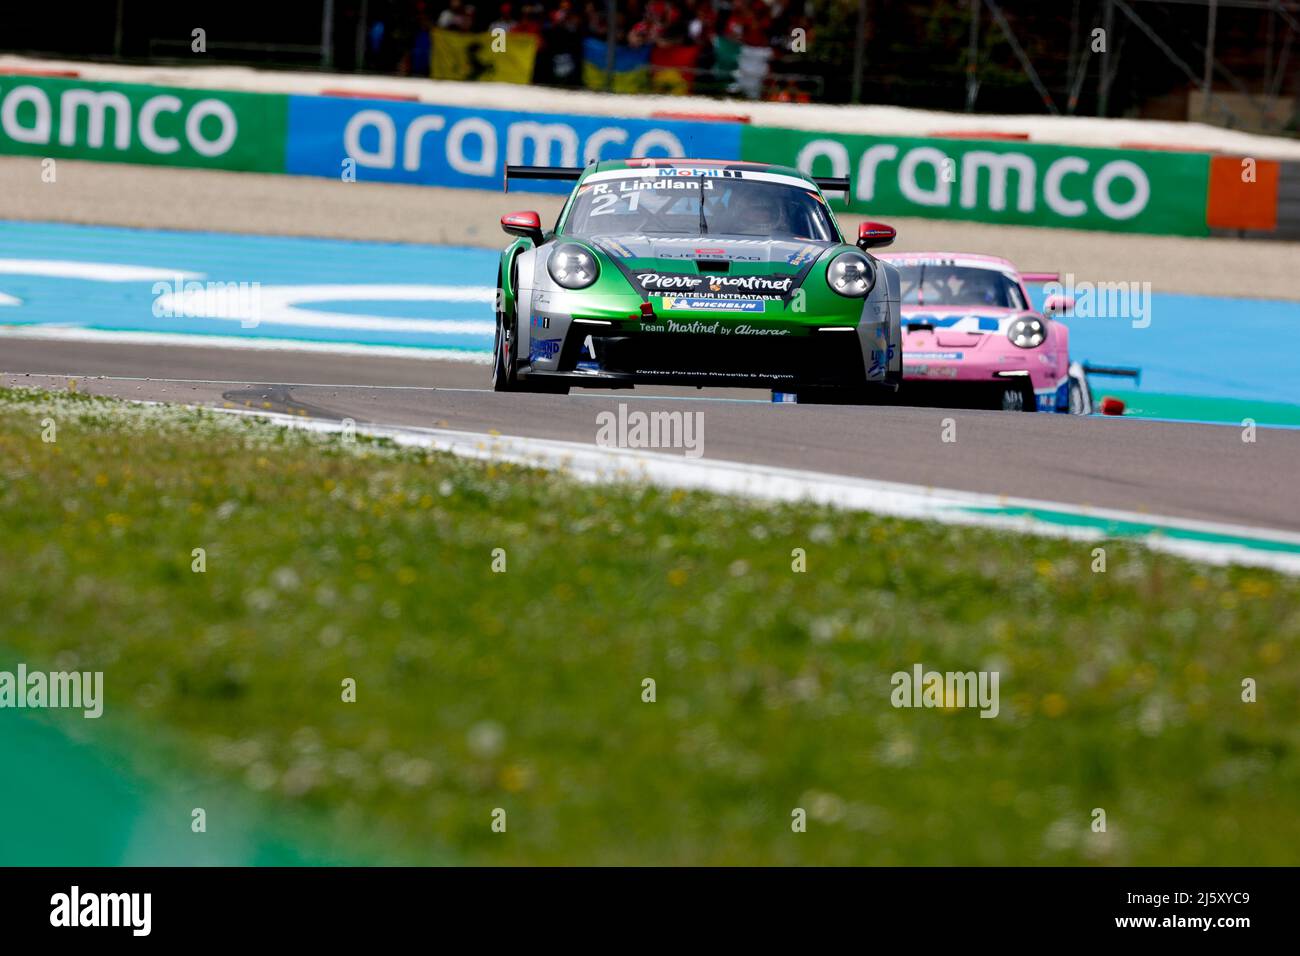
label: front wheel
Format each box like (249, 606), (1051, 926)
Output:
(492, 263), (519, 392)
(491, 303), (518, 392)
(491, 288), (569, 395)
(1067, 376), (1090, 415)
(1065, 361), (1093, 415)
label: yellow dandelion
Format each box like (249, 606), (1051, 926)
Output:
(499, 765), (534, 793)
(1132, 663), (1156, 689)
(1183, 660), (1208, 683)
(1239, 578), (1273, 599)
(1040, 693), (1068, 718)
(1258, 642), (1283, 665)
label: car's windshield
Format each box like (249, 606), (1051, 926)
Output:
(563, 175), (838, 241)
(897, 264), (1027, 309)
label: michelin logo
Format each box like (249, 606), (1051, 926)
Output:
(662, 297), (764, 313)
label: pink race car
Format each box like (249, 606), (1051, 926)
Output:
(876, 252), (1085, 413)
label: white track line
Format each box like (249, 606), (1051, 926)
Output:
(0, 326), (493, 363)
(206, 405), (1300, 575)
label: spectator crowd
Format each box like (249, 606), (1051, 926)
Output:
(369, 1), (819, 99)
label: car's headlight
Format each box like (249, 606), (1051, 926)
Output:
(1007, 316), (1046, 348)
(548, 243), (599, 289)
(826, 251), (874, 298)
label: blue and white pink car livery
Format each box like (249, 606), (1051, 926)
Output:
(877, 252), (1087, 413)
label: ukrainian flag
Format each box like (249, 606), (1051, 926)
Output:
(581, 37), (651, 93)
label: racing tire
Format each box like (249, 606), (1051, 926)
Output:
(491, 305), (518, 392)
(492, 264), (570, 396)
(1067, 376), (1090, 415)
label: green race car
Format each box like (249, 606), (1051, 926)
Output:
(493, 159), (901, 402)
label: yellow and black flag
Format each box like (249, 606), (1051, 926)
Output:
(431, 28), (539, 84)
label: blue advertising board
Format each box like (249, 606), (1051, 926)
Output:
(285, 95), (743, 192)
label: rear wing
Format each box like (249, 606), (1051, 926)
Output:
(1081, 363), (1141, 386)
(504, 165), (583, 193)
(503, 164), (854, 199)
(813, 176), (851, 195)
(1021, 272), (1060, 283)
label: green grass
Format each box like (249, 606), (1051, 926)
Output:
(1, 385), (1298, 865)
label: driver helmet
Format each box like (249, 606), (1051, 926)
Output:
(723, 187), (785, 233)
(964, 270), (1003, 306)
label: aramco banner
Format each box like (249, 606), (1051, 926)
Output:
(743, 125), (1211, 236)
(0, 76), (286, 172)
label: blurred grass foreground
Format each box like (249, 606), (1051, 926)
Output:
(0, 385), (1297, 865)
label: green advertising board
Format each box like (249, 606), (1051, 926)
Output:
(743, 125), (1211, 236)
(0, 72), (1214, 237)
(0, 76), (287, 173)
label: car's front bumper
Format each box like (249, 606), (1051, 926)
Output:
(522, 324), (891, 390)
(518, 290), (900, 391)
(901, 331), (1067, 411)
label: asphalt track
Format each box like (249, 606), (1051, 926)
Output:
(5, 337), (1299, 535)
(2, 158), (1297, 541)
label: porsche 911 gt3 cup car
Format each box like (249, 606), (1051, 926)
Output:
(875, 253), (1086, 413)
(493, 159), (902, 402)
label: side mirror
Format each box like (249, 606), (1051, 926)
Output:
(1043, 294), (1075, 316)
(501, 211), (543, 244)
(856, 221), (896, 249)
